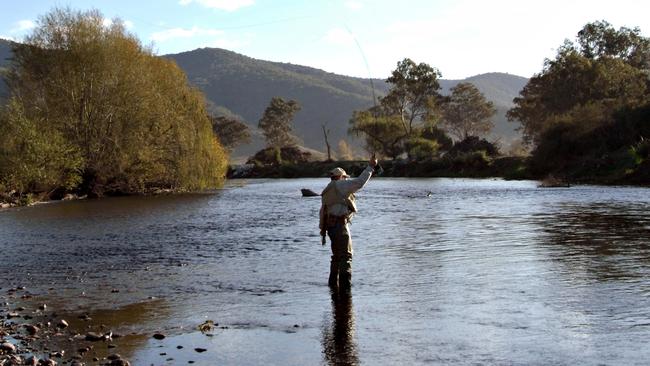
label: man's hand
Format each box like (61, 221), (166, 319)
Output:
(369, 156), (378, 168)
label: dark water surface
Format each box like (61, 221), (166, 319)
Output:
(2, 178), (650, 365)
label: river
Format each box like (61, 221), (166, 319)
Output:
(1, 178), (650, 365)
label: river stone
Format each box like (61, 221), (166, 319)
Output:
(25, 356), (39, 365)
(41, 359), (57, 366)
(7, 355), (23, 364)
(84, 332), (104, 341)
(152, 333), (165, 340)
(0, 342), (16, 353)
(107, 354), (122, 361)
(56, 319), (69, 328)
(24, 324), (39, 335)
(194, 348), (207, 353)
(108, 359), (130, 366)
(62, 194), (77, 201)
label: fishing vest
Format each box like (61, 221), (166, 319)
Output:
(322, 181), (357, 217)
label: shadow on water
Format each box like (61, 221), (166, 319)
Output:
(321, 289), (358, 366)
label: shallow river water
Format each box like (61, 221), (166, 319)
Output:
(2, 178), (650, 365)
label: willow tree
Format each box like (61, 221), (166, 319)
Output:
(0, 8), (227, 195)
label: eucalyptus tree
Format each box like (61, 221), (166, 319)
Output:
(258, 97), (301, 148)
(349, 58), (443, 159)
(210, 115), (251, 151)
(440, 82), (496, 141)
(508, 20), (650, 144)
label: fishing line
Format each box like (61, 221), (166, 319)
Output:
(343, 23), (384, 175)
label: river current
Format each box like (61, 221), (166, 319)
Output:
(1, 178), (650, 365)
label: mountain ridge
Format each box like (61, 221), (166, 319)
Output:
(165, 47), (528, 158)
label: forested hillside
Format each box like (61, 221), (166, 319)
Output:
(166, 48), (528, 159)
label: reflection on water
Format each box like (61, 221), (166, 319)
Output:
(2, 179), (650, 365)
(540, 202), (650, 281)
(322, 289), (358, 366)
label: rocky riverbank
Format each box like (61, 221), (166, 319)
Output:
(0, 188), (181, 210)
(0, 288), (226, 366)
(0, 287), (133, 366)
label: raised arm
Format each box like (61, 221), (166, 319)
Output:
(336, 158), (378, 196)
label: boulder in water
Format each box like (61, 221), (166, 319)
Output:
(301, 188), (320, 197)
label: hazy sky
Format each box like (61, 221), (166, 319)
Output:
(1, 0), (649, 79)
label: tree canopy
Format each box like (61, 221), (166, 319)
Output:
(508, 20), (650, 144)
(349, 58), (443, 159)
(258, 97), (301, 148)
(210, 115), (251, 151)
(508, 20), (650, 182)
(0, 8), (227, 196)
(440, 82), (496, 141)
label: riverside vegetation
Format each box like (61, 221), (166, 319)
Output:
(237, 21), (650, 186)
(0, 8), (228, 207)
(2, 12), (650, 209)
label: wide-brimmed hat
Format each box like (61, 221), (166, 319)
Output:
(329, 167), (349, 177)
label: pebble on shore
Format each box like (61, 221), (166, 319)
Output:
(0, 303), (131, 366)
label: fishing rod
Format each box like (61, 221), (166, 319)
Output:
(344, 24), (384, 175)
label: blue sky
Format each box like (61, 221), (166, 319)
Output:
(2, 0), (649, 79)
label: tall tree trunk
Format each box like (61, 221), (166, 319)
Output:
(322, 124), (332, 161)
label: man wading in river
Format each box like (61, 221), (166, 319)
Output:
(320, 158), (378, 290)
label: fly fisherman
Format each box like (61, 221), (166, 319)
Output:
(320, 158), (378, 290)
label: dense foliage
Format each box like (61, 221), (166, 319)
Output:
(0, 8), (227, 197)
(258, 97), (301, 148)
(441, 82), (496, 141)
(349, 58), (444, 159)
(508, 21), (650, 143)
(246, 146), (313, 166)
(349, 58), (494, 161)
(508, 20), (650, 182)
(210, 115), (251, 151)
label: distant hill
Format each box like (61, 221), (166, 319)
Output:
(165, 47), (391, 159)
(167, 48), (528, 159)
